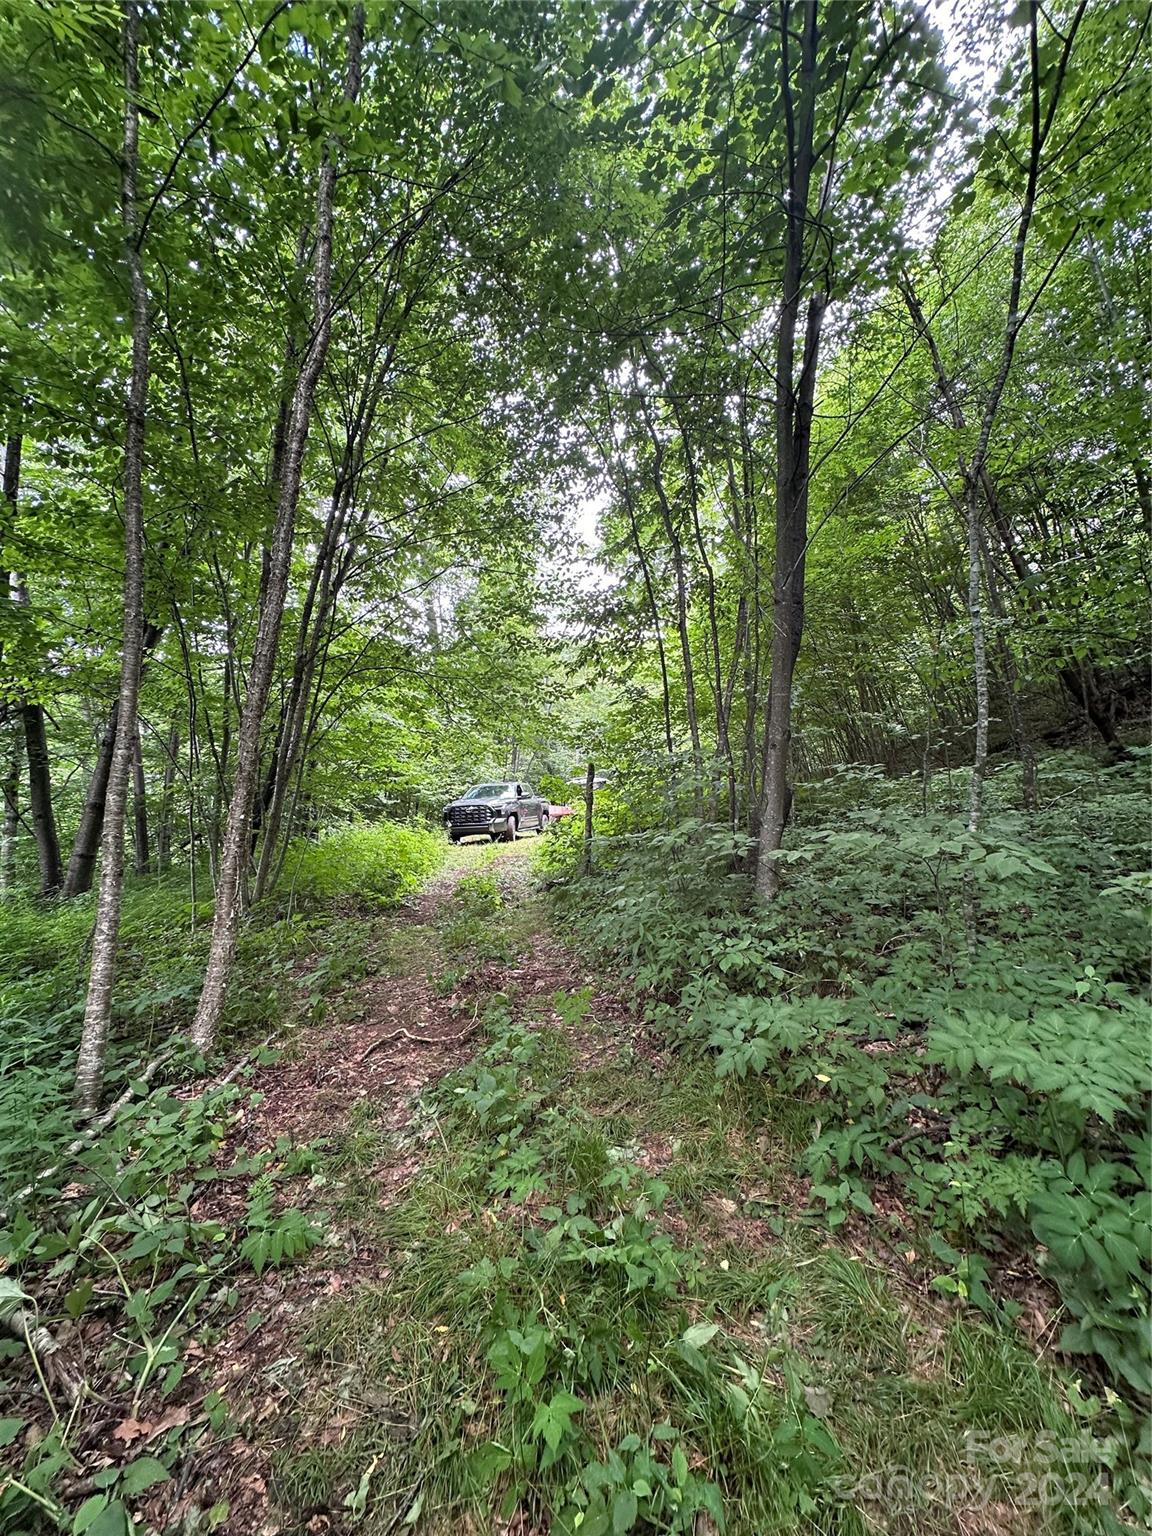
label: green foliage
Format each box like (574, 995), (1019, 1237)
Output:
(550, 753), (1152, 1434)
(438, 864), (514, 960)
(1031, 1143), (1152, 1400)
(240, 1178), (324, 1276)
(278, 822), (444, 907)
(305, 1005), (859, 1533)
(0, 869), (380, 1206)
(0, 1068), (329, 1530)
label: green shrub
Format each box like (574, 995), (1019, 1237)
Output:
(548, 752), (1152, 1429)
(278, 820), (443, 906)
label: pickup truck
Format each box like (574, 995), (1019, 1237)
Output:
(442, 781), (549, 843)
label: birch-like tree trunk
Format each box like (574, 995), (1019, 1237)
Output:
(190, 5), (365, 1052)
(73, 0), (151, 1114)
(903, 0), (1087, 838)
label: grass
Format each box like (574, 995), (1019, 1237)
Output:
(264, 861), (1122, 1536)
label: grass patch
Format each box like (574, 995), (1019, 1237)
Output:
(285, 991), (1120, 1535)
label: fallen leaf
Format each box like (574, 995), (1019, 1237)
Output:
(149, 1405), (191, 1438)
(113, 1417), (151, 1444)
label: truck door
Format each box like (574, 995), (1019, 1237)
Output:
(518, 783), (540, 828)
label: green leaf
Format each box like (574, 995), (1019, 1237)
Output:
(0, 1416), (25, 1448)
(0, 1277), (27, 1321)
(64, 1277), (95, 1319)
(611, 1489), (638, 1533)
(84, 1503), (131, 1536)
(682, 1321), (719, 1349)
(73, 1496), (111, 1534)
(529, 1390), (584, 1451)
(120, 1456), (170, 1496)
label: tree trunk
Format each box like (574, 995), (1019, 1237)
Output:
(1, 739), (19, 892)
(74, 0), (151, 1115)
(639, 388), (703, 797)
(21, 700), (61, 896)
(581, 761), (595, 877)
(62, 703), (118, 899)
(755, 1), (825, 900)
(156, 721), (179, 870)
(250, 43), (398, 906)
(131, 724), (150, 874)
(4, 435), (64, 897)
(979, 526), (1038, 809)
(190, 5), (365, 1053)
(963, 479), (990, 837)
(61, 619), (162, 900)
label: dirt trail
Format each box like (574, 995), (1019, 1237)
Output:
(161, 840), (635, 1535)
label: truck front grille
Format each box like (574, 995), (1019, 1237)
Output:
(449, 805), (492, 828)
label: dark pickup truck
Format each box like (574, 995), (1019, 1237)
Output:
(443, 781), (549, 843)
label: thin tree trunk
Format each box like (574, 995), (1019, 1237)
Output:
(581, 761), (595, 877)
(62, 703), (118, 899)
(668, 385), (731, 821)
(5, 432), (63, 896)
(755, 4), (825, 899)
(131, 724), (150, 874)
(74, 0), (151, 1115)
(906, 0), (1087, 833)
(1, 739), (19, 891)
(191, 6), (365, 1053)
(638, 389), (703, 796)
(21, 699), (61, 896)
(61, 620), (162, 900)
(156, 721), (179, 870)
(979, 526), (1038, 809)
(963, 481), (990, 837)
(250, 44), (410, 905)
(755, 0), (827, 899)
(619, 453), (675, 755)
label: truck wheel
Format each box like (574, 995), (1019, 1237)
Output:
(537, 812), (550, 835)
(503, 815), (518, 843)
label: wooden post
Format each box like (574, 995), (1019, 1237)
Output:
(582, 760), (594, 876)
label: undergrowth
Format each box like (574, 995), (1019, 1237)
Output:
(538, 748), (1152, 1520)
(0, 822), (442, 1206)
(287, 991), (1127, 1534)
(0, 820), (443, 1531)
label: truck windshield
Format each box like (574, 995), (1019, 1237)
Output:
(463, 783), (511, 799)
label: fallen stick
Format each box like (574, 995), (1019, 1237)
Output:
(357, 1019), (481, 1064)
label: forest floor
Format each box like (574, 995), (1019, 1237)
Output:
(44, 840), (1103, 1536)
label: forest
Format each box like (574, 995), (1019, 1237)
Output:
(0, 0), (1149, 1532)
